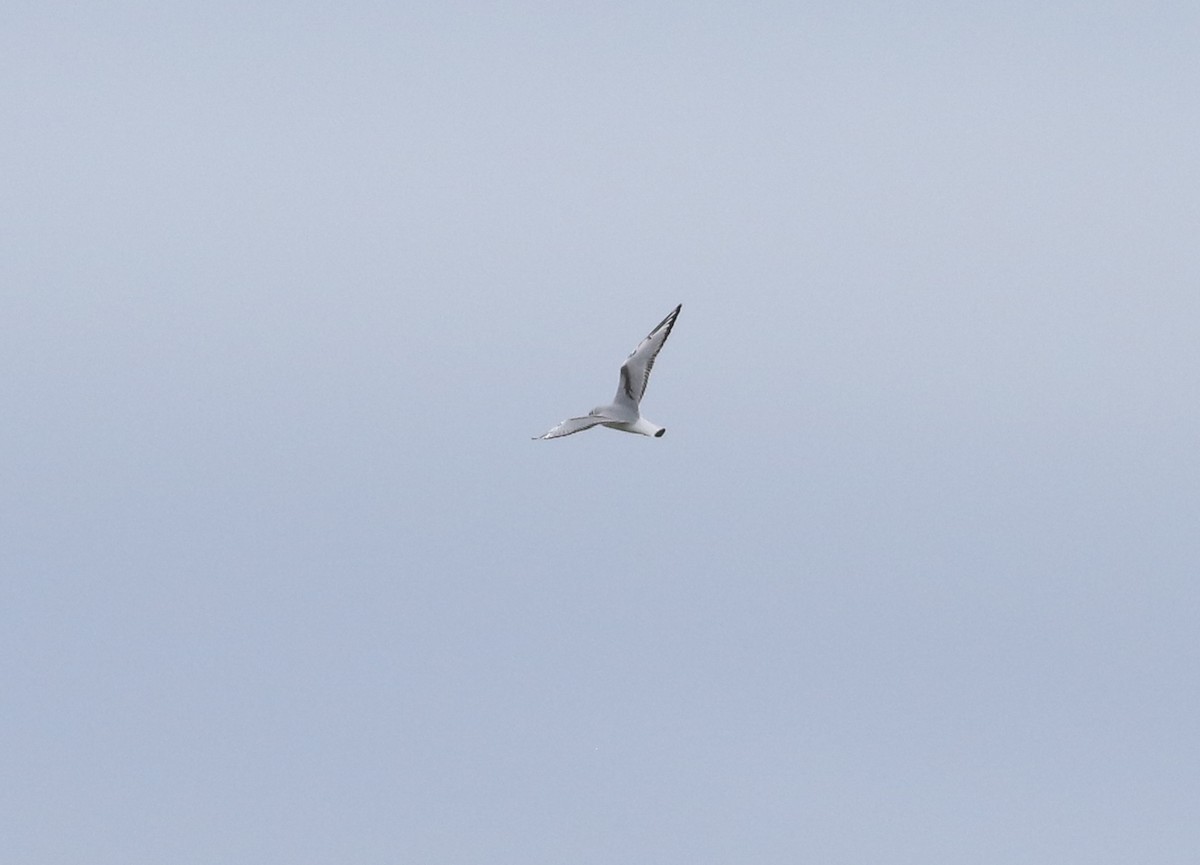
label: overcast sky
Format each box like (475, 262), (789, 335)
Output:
(3, 2), (1199, 863)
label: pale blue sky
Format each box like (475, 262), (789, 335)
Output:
(3, 3), (1198, 863)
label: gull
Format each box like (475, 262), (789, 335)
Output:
(534, 303), (682, 440)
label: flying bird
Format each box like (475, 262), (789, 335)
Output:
(534, 303), (682, 440)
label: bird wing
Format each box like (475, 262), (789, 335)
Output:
(532, 415), (611, 440)
(613, 304), (681, 409)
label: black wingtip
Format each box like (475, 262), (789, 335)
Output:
(655, 304), (682, 334)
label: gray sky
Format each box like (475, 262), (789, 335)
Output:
(3, 2), (1199, 862)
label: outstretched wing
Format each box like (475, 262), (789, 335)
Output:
(614, 303), (681, 409)
(532, 415), (610, 440)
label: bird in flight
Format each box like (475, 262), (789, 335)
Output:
(534, 303), (682, 440)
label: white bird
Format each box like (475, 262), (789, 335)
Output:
(534, 304), (682, 440)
